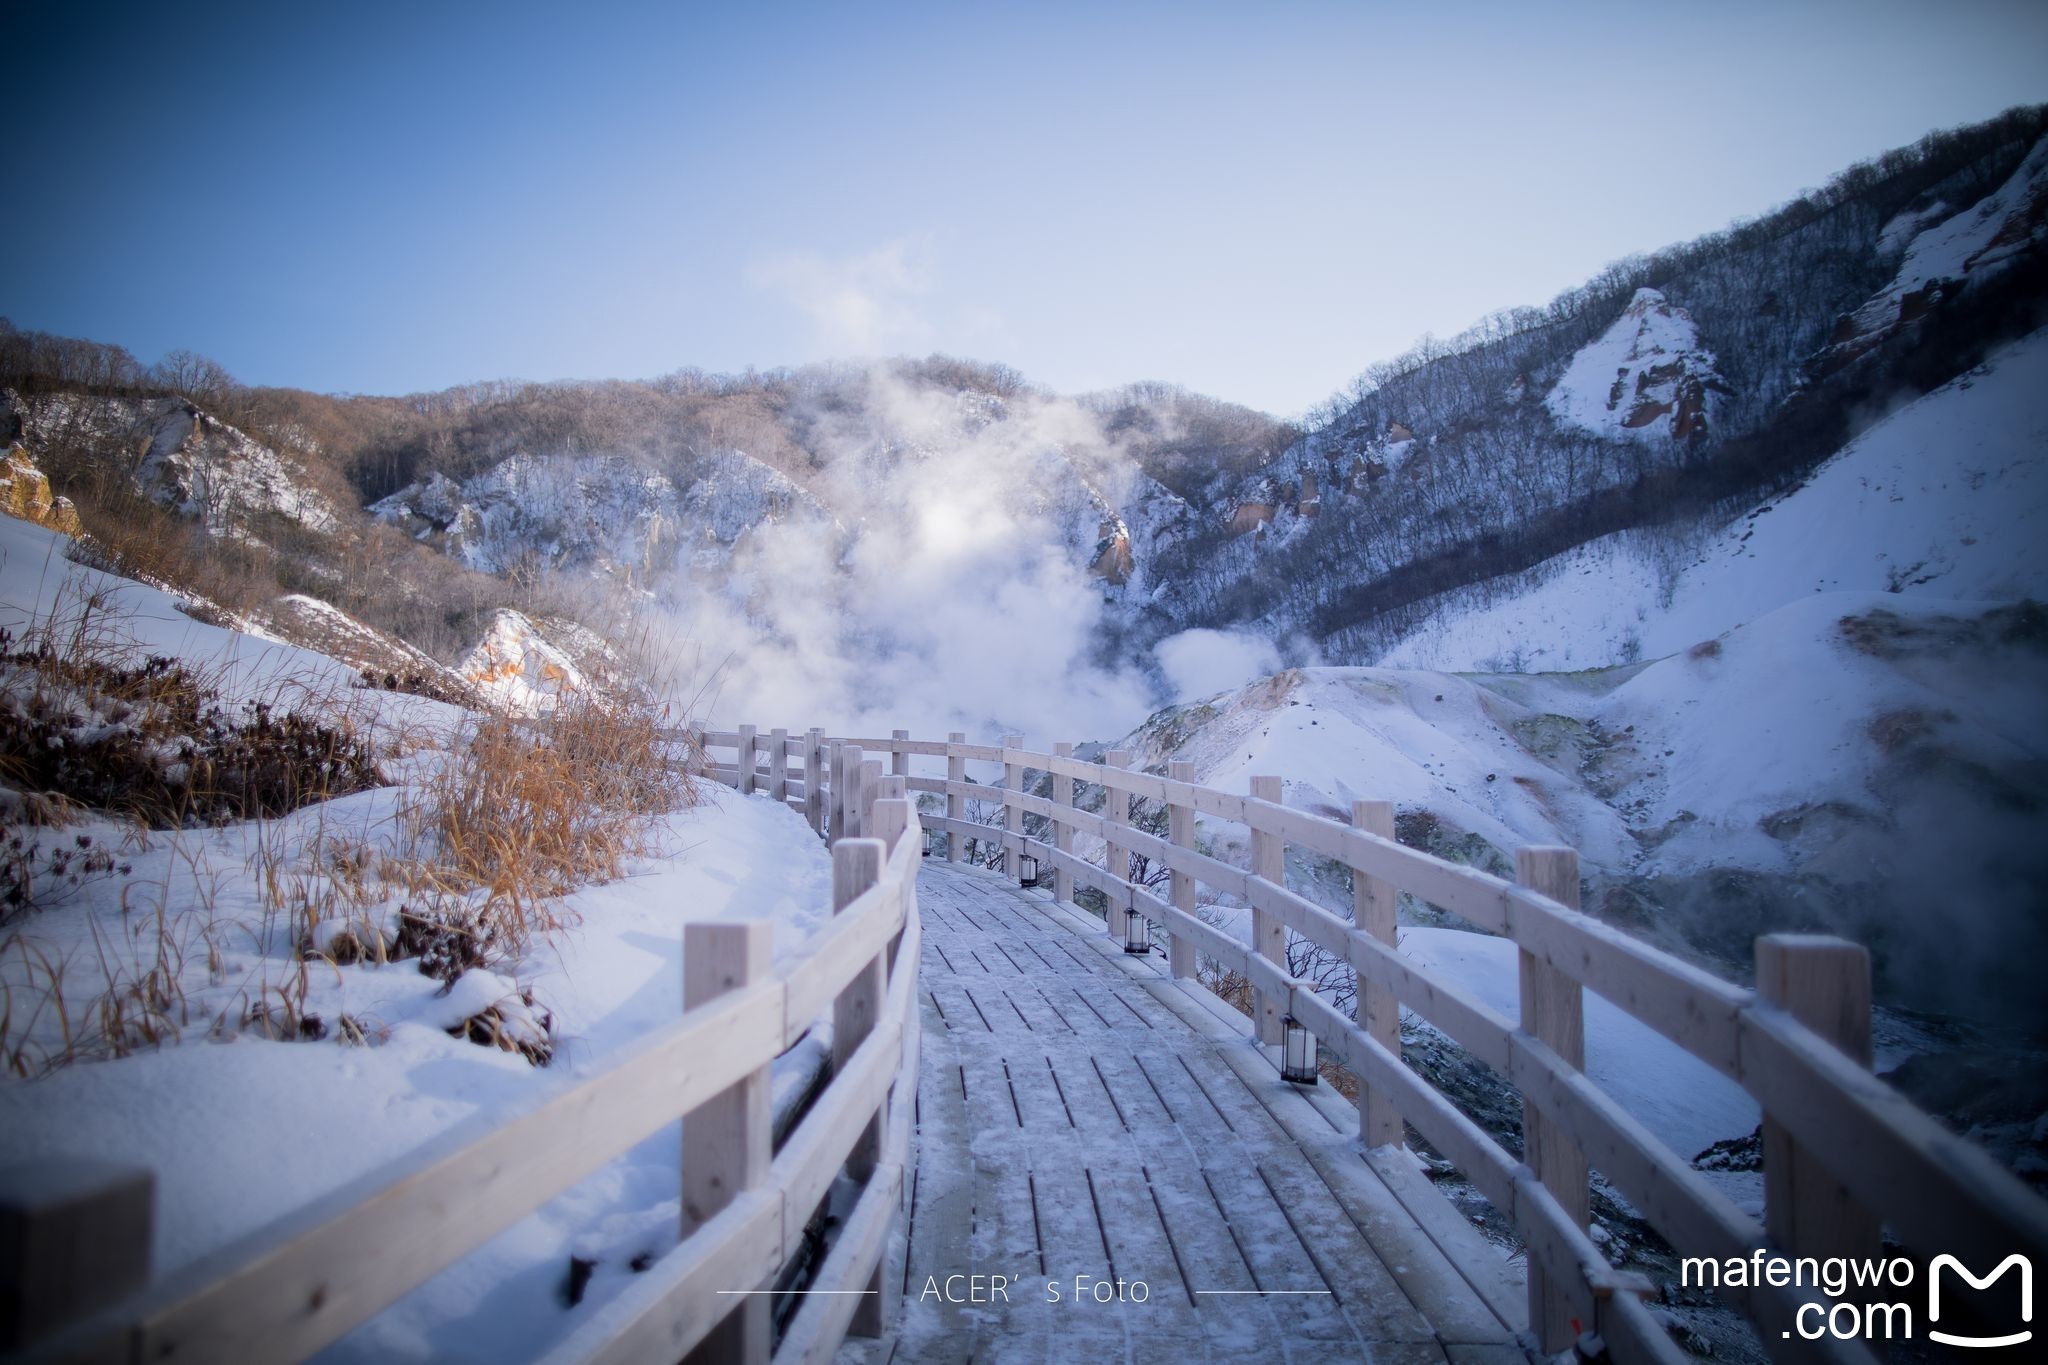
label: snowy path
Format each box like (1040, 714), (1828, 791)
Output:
(852, 860), (1525, 1363)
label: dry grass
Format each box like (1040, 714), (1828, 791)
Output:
(0, 567), (692, 1075)
(390, 690), (687, 984)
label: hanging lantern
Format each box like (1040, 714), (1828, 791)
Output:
(1123, 906), (1151, 955)
(1280, 1015), (1318, 1085)
(1017, 851), (1041, 887)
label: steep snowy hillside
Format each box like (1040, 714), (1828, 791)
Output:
(1546, 288), (1727, 441)
(1825, 133), (2048, 367)
(0, 505), (841, 1360)
(1119, 590), (2048, 1026)
(371, 448), (840, 585)
(7, 390), (340, 537)
(1380, 326), (2048, 672)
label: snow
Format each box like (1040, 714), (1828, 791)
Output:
(1545, 287), (1723, 442)
(1126, 666), (1636, 871)
(0, 512), (840, 1361)
(1401, 926), (1757, 1159)
(457, 608), (589, 715)
(1852, 134), (2048, 336)
(1593, 589), (2046, 876)
(1383, 326), (2048, 674)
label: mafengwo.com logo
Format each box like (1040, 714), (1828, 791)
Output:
(1681, 1251), (2032, 1347)
(1928, 1255), (2032, 1349)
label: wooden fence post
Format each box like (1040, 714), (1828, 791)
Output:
(834, 838), (887, 1184)
(1248, 775), (1286, 1044)
(859, 758), (883, 842)
(804, 727), (825, 835)
(0, 1160), (154, 1350)
(1757, 935), (1879, 1267)
(735, 724), (757, 797)
(768, 728), (789, 804)
(945, 733), (966, 864)
(1352, 799), (1403, 1150)
(1001, 735), (1024, 883)
(845, 806), (909, 1339)
(1103, 751), (1135, 939)
(681, 919), (774, 1365)
(1052, 742), (1077, 905)
(890, 730), (910, 784)
(1516, 847), (1589, 1354)
(1167, 760), (1198, 980)
(841, 745), (866, 841)
(828, 740), (846, 842)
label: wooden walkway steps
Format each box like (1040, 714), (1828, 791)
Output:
(851, 859), (1526, 1363)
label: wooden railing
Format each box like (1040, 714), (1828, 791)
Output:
(694, 725), (2048, 1365)
(1, 764), (923, 1365)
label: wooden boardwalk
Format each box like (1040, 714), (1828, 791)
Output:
(852, 860), (1526, 1363)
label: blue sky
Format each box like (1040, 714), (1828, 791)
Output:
(6, 0), (2046, 416)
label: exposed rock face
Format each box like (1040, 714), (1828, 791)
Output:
(372, 449), (838, 584)
(456, 609), (588, 715)
(5, 395), (336, 537)
(1820, 133), (2048, 372)
(0, 445), (81, 535)
(1230, 502), (1276, 535)
(1091, 518), (1134, 585)
(1546, 288), (1728, 442)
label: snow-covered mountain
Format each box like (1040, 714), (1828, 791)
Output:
(1545, 287), (1727, 442)
(1380, 326), (2048, 672)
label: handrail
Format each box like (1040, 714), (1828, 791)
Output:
(9, 771), (924, 1365)
(692, 724), (2048, 1364)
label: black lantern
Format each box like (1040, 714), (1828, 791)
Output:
(1123, 906), (1150, 954)
(1017, 851), (1041, 887)
(1280, 1015), (1318, 1085)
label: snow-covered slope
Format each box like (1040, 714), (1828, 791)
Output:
(457, 608), (590, 713)
(9, 392), (340, 537)
(1382, 326), (2048, 673)
(1546, 287), (1727, 442)
(1827, 133), (2048, 365)
(1120, 666), (1634, 871)
(0, 507), (841, 1359)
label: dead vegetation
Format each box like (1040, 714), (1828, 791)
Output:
(0, 581), (690, 1075)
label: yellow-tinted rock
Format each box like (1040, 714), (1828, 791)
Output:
(0, 446), (83, 536)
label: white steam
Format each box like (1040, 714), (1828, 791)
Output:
(649, 367), (1176, 744)
(1154, 628), (1284, 704)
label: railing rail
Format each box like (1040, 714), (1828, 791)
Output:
(688, 724), (2048, 1364)
(3, 760), (923, 1365)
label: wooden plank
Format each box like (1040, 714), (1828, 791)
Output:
(538, 1188), (782, 1365)
(1507, 885), (1747, 1079)
(681, 920), (775, 1365)
(1756, 935), (1879, 1271)
(126, 979), (784, 1364)
(834, 840), (889, 1186)
(1002, 734), (1025, 885)
(1085, 1163), (1199, 1328)
(804, 727), (825, 833)
(1050, 742), (1077, 903)
(825, 736), (951, 757)
(1247, 775), (1286, 1047)
(783, 882), (906, 1046)
(944, 733), (966, 864)
(768, 728), (789, 802)
(1351, 799), (1403, 1150)
(0, 1161), (153, 1351)
(776, 1163), (903, 1362)
(1515, 847), (1589, 1355)
(1166, 760), (1198, 981)
(736, 724), (757, 797)
(1102, 750), (1134, 942)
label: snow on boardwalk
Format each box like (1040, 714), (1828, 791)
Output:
(852, 860), (1525, 1363)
